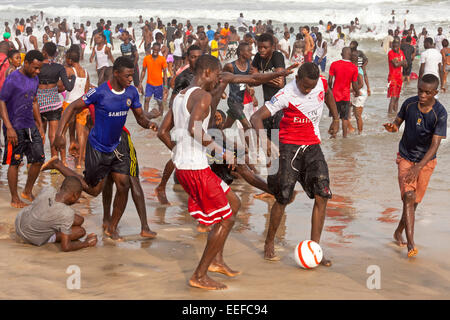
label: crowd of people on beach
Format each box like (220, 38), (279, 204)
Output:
(0, 10), (448, 290)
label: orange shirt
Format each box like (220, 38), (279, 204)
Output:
(143, 55), (167, 86)
(220, 28), (230, 44)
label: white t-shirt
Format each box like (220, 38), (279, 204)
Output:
(420, 48), (442, 78)
(278, 38), (290, 57)
(434, 34), (447, 51)
(173, 38), (183, 57)
(237, 17), (245, 28)
(329, 30), (338, 44)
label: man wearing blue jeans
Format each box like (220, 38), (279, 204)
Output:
(313, 32), (327, 72)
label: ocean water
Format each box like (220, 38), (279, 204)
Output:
(1, 0), (449, 40)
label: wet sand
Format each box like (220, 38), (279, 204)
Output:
(1, 122), (450, 300)
(1, 44), (450, 299)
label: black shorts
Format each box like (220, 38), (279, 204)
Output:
(84, 130), (139, 187)
(2, 127), (45, 166)
(403, 63), (412, 76)
(226, 99), (246, 121)
(267, 143), (332, 204)
(263, 110), (283, 140)
(40, 108), (62, 122)
(336, 101), (351, 119)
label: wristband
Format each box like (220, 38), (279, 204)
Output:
(333, 119), (340, 122)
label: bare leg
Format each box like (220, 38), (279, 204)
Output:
(264, 201), (287, 261)
(102, 174), (114, 232)
(75, 122), (88, 168)
(155, 159), (174, 204)
(342, 119), (349, 138)
(130, 176), (157, 238)
(402, 191), (418, 257)
(353, 106), (363, 134)
(311, 195), (331, 266)
(189, 190), (241, 290)
(104, 172), (130, 241)
(144, 97), (150, 113)
(235, 164), (271, 194)
(8, 165), (28, 208)
(21, 162), (43, 202)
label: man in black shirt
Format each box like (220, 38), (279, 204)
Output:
(166, 19), (177, 47)
(400, 36), (416, 85)
(251, 33), (286, 140)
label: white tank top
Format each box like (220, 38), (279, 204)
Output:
(50, 36), (57, 44)
(171, 87), (210, 170)
(71, 32), (80, 45)
(95, 45), (111, 69)
(58, 32), (67, 47)
(66, 67), (88, 103)
(314, 40), (327, 58)
(23, 35), (33, 52)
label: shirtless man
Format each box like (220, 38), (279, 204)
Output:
(139, 24), (153, 51)
(302, 26), (315, 63)
(195, 31), (209, 54)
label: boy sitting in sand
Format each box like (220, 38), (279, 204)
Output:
(15, 176), (98, 251)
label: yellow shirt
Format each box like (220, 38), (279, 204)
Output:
(210, 40), (219, 58)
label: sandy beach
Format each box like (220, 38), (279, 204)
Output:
(1, 116), (449, 300)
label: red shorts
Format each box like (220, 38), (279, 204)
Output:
(176, 167), (232, 226)
(397, 153), (436, 203)
(304, 51), (313, 63)
(387, 78), (403, 98)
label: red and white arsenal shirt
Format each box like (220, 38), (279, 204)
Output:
(265, 77), (328, 146)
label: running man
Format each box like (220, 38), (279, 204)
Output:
(158, 55), (241, 290)
(383, 74), (447, 258)
(42, 57), (158, 240)
(0, 50), (45, 208)
(250, 62), (339, 264)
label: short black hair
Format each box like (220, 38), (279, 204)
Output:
(194, 54), (220, 75)
(60, 176), (82, 194)
(297, 62), (320, 80)
(257, 33), (274, 45)
(43, 41), (57, 57)
(24, 50), (44, 63)
(420, 74), (439, 89)
(187, 44), (201, 56)
(443, 39), (449, 48)
(113, 56), (135, 72)
(66, 45), (81, 62)
(237, 42), (249, 57)
(8, 49), (19, 59)
(303, 25), (310, 32)
(26, 26), (33, 34)
(424, 37), (433, 45)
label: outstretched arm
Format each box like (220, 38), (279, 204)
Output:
(383, 116), (404, 132)
(131, 107), (158, 131)
(157, 108), (175, 150)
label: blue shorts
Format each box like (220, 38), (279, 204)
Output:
(145, 84), (163, 101)
(313, 56), (327, 72)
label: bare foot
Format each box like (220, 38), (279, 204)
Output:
(140, 228), (157, 239)
(407, 247), (418, 258)
(264, 242), (280, 261)
(104, 228), (124, 241)
(208, 262), (241, 277)
(189, 275), (227, 290)
(69, 142), (79, 157)
(393, 230), (407, 247)
(320, 256), (332, 267)
(155, 185), (170, 205)
(41, 156), (60, 172)
(254, 192), (274, 200)
(197, 224), (211, 233)
(11, 199), (29, 208)
(348, 126), (355, 134)
(21, 192), (34, 202)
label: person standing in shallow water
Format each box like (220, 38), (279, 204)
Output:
(383, 74), (447, 258)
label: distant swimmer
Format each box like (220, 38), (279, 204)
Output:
(383, 74), (447, 258)
(15, 177), (98, 251)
